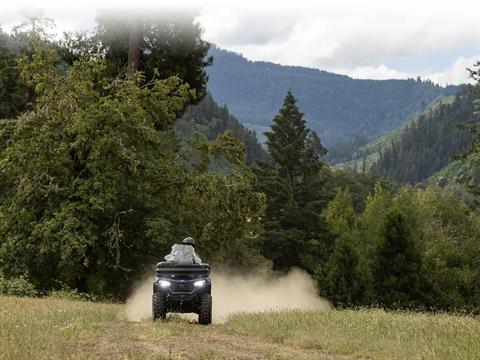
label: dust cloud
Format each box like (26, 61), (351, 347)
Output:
(125, 276), (153, 322)
(125, 268), (330, 323)
(211, 268), (330, 323)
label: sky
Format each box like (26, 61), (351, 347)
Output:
(1, 0), (479, 85)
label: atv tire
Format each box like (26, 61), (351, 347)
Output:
(198, 293), (212, 325)
(152, 292), (167, 321)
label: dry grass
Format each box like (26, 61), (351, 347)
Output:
(0, 296), (121, 359)
(225, 309), (480, 359)
(1, 296), (478, 359)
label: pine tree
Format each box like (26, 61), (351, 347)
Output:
(255, 90), (331, 272)
(371, 209), (423, 308)
(320, 234), (365, 306)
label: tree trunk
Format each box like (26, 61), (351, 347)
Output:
(127, 20), (141, 78)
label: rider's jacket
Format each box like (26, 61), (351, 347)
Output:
(164, 244), (202, 264)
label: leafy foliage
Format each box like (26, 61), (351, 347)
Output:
(0, 273), (38, 297)
(169, 132), (266, 269)
(318, 188), (370, 306)
(0, 30), (28, 119)
(0, 46), (191, 296)
(0, 38), (265, 298)
(321, 183), (480, 311)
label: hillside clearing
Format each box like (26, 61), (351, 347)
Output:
(1, 296), (479, 359)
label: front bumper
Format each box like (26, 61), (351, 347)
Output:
(153, 279), (211, 312)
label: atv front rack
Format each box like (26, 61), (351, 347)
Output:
(155, 262), (210, 275)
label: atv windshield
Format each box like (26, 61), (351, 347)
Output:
(164, 244), (202, 264)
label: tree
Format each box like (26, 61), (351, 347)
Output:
(0, 32), (266, 298)
(458, 61), (480, 201)
(0, 44), (193, 297)
(0, 12), (67, 117)
(94, 10), (212, 104)
(0, 29), (27, 119)
(371, 209), (424, 308)
(318, 187), (371, 306)
(127, 19), (141, 77)
(323, 187), (355, 236)
(175, 93), (267, 165)
(172, 132), (266, 269)
(319, 235), (366, 306)
(255, 90), (331, 273)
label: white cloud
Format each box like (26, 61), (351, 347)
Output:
(198, 0), (479, 71)
(336, 65), (412, 81)
(328, 55), (480, 85)
(426, 55), (479, 86)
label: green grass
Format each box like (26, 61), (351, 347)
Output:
(1, 296), (479, 359)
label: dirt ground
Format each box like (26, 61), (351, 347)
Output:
(88, 319), (356, 360)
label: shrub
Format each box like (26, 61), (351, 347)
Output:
(0, 274), (38, 297)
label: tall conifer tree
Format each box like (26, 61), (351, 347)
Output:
(255, 90), (330, 272)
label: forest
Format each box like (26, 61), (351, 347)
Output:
(0, 12), (479, 314)
(176, 93), (267, 165)
(370, 87), (475, 184)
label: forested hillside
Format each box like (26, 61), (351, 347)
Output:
(207, 46), (458, 145)
(328, 95), (458, 172)
(176, 94), (267, 164)
(370, 87), (475, 183)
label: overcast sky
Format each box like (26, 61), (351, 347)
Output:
(1, 0), (479, 85)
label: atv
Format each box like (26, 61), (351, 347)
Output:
(152, 261), (212, 324)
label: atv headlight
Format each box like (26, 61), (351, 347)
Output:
(194, 280), (206, 287)
(157, 280), (171, 288)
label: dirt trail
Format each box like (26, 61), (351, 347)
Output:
(90, 320), (356, 360)
(140, 329), (356, 360)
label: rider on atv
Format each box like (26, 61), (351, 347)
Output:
(153, 236), (212, 324)
(164, 237), (202, 264)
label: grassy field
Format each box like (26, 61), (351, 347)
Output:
(1, 296), (479, 359)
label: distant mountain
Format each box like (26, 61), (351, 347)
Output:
(176, 93), (267, 164)
(206, 46), (459, 145)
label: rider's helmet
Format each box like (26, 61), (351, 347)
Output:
(182, 237), (196, 248)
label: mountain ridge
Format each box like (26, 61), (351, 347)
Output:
(206, 46), (459, 145)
